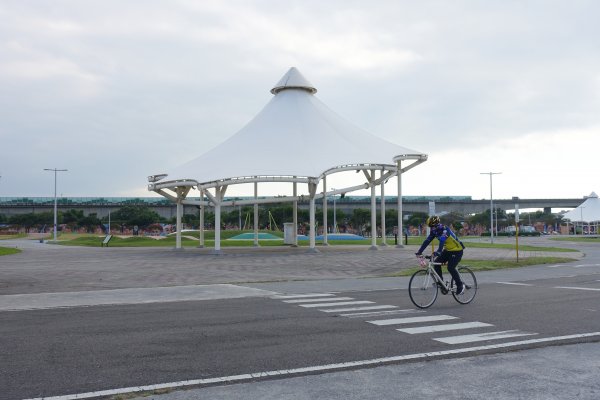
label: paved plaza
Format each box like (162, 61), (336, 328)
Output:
(0, 237), (583, 296)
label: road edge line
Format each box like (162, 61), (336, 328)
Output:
(25, 332), (600, 400)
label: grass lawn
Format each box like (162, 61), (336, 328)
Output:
(460, 241), (578, 252)
(0, 233), (27, 240)
(56, 235), (399, 247)
(51, 231), (578, 252)
(392, 256), (576, 277)
(0, 246), (21, 256)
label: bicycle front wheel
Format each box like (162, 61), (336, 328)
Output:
(452, 266), (477, 304)
(408, 269), (438, 309)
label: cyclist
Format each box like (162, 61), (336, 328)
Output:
(415, 216), (466, 295)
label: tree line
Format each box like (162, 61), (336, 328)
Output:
(0, 204), (562, 234)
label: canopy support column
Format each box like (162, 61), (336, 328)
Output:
(308, 182), (319, 253)
(174, 186), (192, 250)
(176, 198), (183, 249)
(322, 176), (328, 245)
(198, 189), (205, 248)
(380, 174), (387, 247)
(214, 202), (221, 252)
(396, 160), (404, 248)
(293, 180), (298, 247)
(211, 185), (227, 254)
(369, 169), (378, 250)
(254, 182), (259, 247)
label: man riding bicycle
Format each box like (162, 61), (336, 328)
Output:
(415, 216), (466, 295)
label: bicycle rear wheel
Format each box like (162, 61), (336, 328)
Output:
(452, 266), (477, 304)
(408, 269), (438, 309)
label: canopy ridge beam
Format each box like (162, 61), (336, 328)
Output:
(154, 189), (177, 203)
(373, 170), (396, 186)
(396, 155), (428, 174)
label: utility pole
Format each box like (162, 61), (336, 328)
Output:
(44, 168), (68, 242)
(480, 172), (501, 244)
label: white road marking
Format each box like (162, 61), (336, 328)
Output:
(27, 332), (600, 400)
(340, 309), (423, 318)
(272, 293), (335, 299)
(368, 315), (457, 326)
(283, 297), (354, 303)
(319, 305), (398, 313)
(496, 282), (534, 286)
(300, 301), (374, 308)
(434, 330), (538, 344)
(574, 264), (600, 268)
(0, 285), (277, 312)
(554, 286), (600, 292)
(397, 322), (493, 334)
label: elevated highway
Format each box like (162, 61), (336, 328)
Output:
(0, 196), (582, 219)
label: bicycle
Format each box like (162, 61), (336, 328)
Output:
(408, 255), (478, 309)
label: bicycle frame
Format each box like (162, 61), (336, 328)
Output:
(417, 255), (450, 292)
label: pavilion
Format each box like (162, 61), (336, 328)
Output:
(563, 192), (600, 235)
(147, 67), (427, 252)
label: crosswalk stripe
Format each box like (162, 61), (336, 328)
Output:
(299, 301), (374, 308)
(555, 286), (600, 292)
(319, 305), (398, 313)
(434, 330), (538, 344)
(397, 322), (493, 334)
(272, 293), (335, 299)
(368, 315), (457, 326)
(496, 282), (533, 286)
(340, 309), (423, 318)
(283, 297), (354, 303)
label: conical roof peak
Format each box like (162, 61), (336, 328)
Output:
(271, 67), (317, 95)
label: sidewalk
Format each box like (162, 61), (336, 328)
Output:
(128, 342), (600, 400)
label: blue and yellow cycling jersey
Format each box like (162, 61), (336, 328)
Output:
(417, 224), (465, 254)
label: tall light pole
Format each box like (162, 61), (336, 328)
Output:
(44, 168), (67, 242)
(332, 188), (337, 234)
(480, 172), (501, 244)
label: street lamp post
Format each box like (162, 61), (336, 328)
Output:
(480, 172), (501, 244)
(513, 196), (520, 262)
(332, 188), (337, 234)
(44, 168), (68, 242)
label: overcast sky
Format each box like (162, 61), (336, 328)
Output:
(1, 0), (598, 201)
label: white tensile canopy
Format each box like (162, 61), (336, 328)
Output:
(563, 192), (600, 234)
(148, 67), (427, 252)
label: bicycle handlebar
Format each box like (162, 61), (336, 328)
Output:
(416, 254), (443, 266)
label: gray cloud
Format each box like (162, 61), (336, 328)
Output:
(0, 0), (598, 198)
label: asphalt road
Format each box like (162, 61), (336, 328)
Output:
(0, 237), (599, 399)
